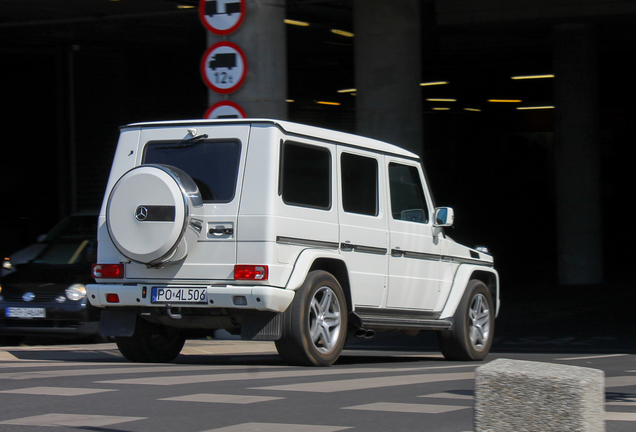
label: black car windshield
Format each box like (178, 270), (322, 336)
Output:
(143, 140), (241, 203)
(32, 215), (98, 265)
(46, 215), (98, 241)
(32, 240), (96, 265)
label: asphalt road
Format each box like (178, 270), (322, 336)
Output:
(0, 339), (634, 432)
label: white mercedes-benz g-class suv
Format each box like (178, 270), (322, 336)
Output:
(88, 119), (499, 366)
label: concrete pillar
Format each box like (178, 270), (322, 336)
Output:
(553, 24), (603, 285)
(353, 0), (422, 155)
(207, 0), (287, 119)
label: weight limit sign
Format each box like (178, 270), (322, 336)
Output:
(200, 41), (248, 94)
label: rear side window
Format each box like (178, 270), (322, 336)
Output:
(341, 153), (378, 216)
(388, 163), (429, 223)
(143, 140), (241, 203)
(281, 142), (331, 209)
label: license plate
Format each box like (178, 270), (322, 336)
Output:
(6, 307), (46, 318)
(151, 287), (207, 304)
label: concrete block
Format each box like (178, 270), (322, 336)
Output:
(474, 358), (605, 432)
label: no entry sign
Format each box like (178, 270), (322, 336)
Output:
(204, 101), (247, 119)
(199, 0), (246, 35)
(200, 41), (248, 94)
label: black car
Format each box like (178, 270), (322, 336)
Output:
(0, 213), (100, 344)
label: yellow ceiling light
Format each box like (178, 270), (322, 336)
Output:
(464, 108), (482, 112)
(177, 4), (195, 9)
(426, 98), (456, 102)
(432, 107), (451, 111)
(286, 99), (295, 103)
(317, 101), (340, 106)
(285, 19), (310, 27)
(517, 106), (555, 110)
(331, 29), (354, 37)
(511, 74), (554, 80)
(420, 81), (449, 86)
(337, 88), (357, 93)
(488, 99), (522, 103)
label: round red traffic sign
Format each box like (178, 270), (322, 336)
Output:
(204, 101), (247, 119)
(198, 0), (246, 36)
(200, 41), (248, 94)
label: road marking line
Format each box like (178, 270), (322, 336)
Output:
(605, 376), (636, 388)
(202, 423), (352, 431)
(556, 354), (628, 361)
(160, 393), (284, 404)
(606, 412), (636, 421)
(251, 372), (475, 393)
(0, 351), (19, 361)
(98, 365), (476, 386)
(419, 392), (473, 400)
(343, 402), (469, 414)
(0, 365), (235, 381)
(0, 386), (117, 396)
(0, 413), (145, 427)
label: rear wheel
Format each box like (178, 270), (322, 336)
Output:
(438, 279), (494, 361)
(115, 317), (185, 363)
(275, 271), (347, 366)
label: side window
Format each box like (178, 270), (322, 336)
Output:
(341, 153), (378, 216)
(281, 142), (331, 209)
(388, 163), (429, 223)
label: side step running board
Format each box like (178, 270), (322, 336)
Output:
(350, 311), (453, 331)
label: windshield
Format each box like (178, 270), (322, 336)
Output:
(31, 215), (98, 265)
(143, 140), (241, 203)
(32, 239), (97, 265)
(46, 215), (98, 241)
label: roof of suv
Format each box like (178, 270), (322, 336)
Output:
(124, 119), (420, 161)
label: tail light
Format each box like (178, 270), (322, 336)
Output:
(234, 265), (268, 281)
(92, 264), (124, 279)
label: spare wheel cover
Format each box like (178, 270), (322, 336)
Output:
(107, 165), (195, 264)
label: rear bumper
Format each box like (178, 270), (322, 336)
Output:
(87, 284), (294, 313)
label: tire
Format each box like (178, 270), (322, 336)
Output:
(438, 279), (494, 361)
(275, 271), (348, 366)
(115, 317), (185, 363)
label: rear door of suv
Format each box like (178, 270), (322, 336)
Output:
(125, 124), (250, 282)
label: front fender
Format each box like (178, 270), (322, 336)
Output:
(439, 264), (500, 319)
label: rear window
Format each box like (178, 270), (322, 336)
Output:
(143, 140), (241, 203)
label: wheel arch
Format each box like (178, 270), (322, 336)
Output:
(284, 249), (352, 314)
(439, 265), (500, 319)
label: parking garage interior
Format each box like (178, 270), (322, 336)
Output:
(1, 0), (635, 290)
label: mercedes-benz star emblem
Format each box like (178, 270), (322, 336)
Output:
(135, 205), (148, 221)
(22, 292), (35, 302)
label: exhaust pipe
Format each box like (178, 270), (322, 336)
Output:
(354, 328), (375, 339)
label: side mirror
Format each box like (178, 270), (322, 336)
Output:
(434, 207), (454, 227)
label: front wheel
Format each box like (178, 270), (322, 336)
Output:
(438, 279), (494, 361)
(115, 317), (185, 363)
(275, 271), (347, 366)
